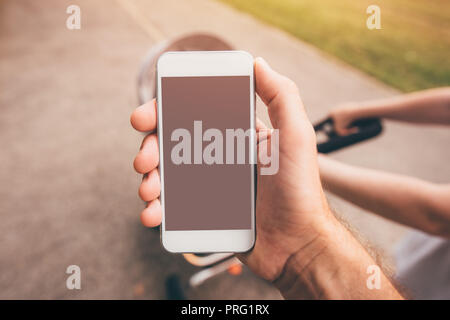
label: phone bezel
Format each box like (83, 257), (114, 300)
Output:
(156, 51), (256, 253)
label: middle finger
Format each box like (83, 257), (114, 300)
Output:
(134, 133), (159, 174)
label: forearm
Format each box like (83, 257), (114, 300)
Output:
(274, 216), (402, 299)
(318, 155), (450, 236)
(343, 87), (450, 125)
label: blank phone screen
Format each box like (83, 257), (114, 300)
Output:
(161, 76), (253, 231)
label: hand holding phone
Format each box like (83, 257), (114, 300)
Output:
(131, 57), (331, 280)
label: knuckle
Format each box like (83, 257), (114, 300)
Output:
(282, 77), (299, 94)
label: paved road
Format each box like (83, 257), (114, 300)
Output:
(1, 0), (449, 299)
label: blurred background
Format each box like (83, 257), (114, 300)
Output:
(0, 0), (449, 299)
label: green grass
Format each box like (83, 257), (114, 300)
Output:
(219, 0), (450, 92)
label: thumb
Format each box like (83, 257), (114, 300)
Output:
(254, 57), (308, 130)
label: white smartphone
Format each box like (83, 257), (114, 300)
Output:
(156, 51), (256, 253)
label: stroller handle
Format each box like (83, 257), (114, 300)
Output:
(314, 117), (383, 153)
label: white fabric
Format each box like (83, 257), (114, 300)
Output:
(395, 230), (450, 299)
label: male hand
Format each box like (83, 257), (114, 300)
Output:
(131, 58), (333, 281)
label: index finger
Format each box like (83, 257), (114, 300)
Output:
(130, 99), (157, 132)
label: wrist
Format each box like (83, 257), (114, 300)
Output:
(339, 101), (385, 121)
(273, 215), (358, 299)
(273, 214), (402, 299)
(336, 103), (361, 122)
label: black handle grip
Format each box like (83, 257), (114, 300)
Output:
(314, 117), (383, 153)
